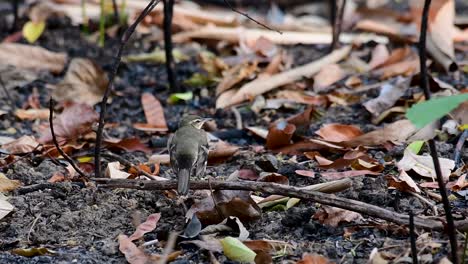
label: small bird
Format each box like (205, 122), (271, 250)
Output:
(168, 115), (210, 195)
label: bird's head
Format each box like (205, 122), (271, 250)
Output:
(179, 115), (212, 129)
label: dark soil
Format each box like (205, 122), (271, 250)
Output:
(0, 3), (467, 264)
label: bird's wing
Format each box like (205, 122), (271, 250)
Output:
(167, 134), (177, 170)
(195, 142), (209, 178)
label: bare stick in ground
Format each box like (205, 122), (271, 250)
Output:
(10, 0), (18, 33)
(331, 0), (346, 51)
(49, 99), (87, 179)
(418, 0), (458, 262)
(94, 0), (161, 178)
(163, 0), (177, 92)
(409, 211), (418, 264)
(92, 178), (468, 232)
(112, 0), (120, 23)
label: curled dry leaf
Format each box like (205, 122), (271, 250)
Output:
(1, 135), (39, 153)
(266, 120), (296, 149)
(133, 93), (168, 132)
(364, 77), (411, 117)
(313, 205), (363, 227)
(0, 43), (67, 74)
(51, 58), (108, 106)
(39, 103), (98, 144)
(315, 124), (363, 143)
(106, 162), (131, 179)
(397, 149), (455, 180)
(313, 64), (346, 92)
(386, 170), (421, 193)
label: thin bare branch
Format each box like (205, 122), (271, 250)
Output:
(95, 0), (161, 178)
(49, 99), (87, 179)
(418, 0), (458, 262)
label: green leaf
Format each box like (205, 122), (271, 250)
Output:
(406, 140), (424, 154)
(22, 21), (45, 43)
(286, 198), (301, 209)
(406, 94), (468, 128)
(168, 92), (193, 104)
(221, 236), (256, 263)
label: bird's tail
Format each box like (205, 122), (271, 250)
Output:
(177, 169), (190, 195)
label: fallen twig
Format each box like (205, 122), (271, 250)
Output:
(95, 0), (161, 178)
(418, 0), (458, 262)
(49, 99), (87, 179)
(157, 231), (179, 264)
(92, 178), (468, 231)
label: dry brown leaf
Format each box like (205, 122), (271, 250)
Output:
(38, 103), (98, 144)
(397, 149), (455, 180)
(386, 170), (421, 193)
(297, 254), (333, 264)
(452, 174), (468, 191)
(15, 109), (50, 120)
(2, 135), (39, 153)
(343, 119), (418, 147)
(0, 43), (67, 73)
(0, 173), (22, 192)
(266, 120), (296, 150)
(313, 64), (346, 92)
(51, 58), (108, 106)
(313, 205), (363, 227)
(295, 170), (316, 178)
(208, 140), (239, 164)
(216, 62), (258, 96)
(376, 58), (420, 79)
(376, 46), (412, 68)
(369, 44), (390, 69)
(104, 138), (151, 154)
(315, 124), (363, 142)
(188, 189), (261, 225)
(118, 235), (152, 264)
(216, 46), (351, 108)
(132, 93), (168, 132)
(128, 213), (161, 240)
(410, 0), (456, 71)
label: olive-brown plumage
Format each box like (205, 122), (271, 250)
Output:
(168, 115), (209, 195)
